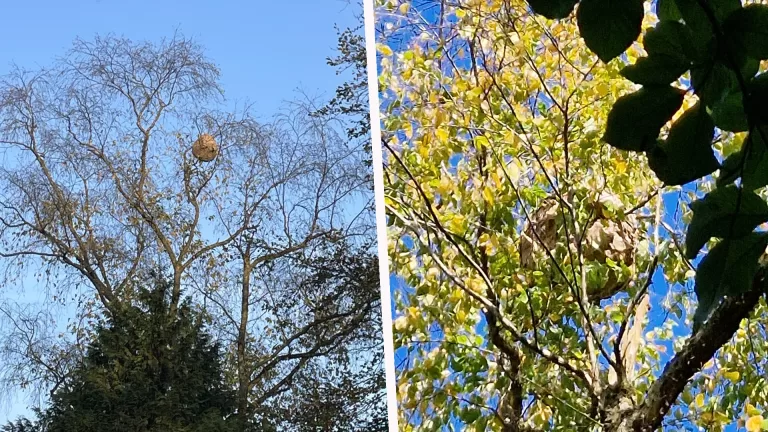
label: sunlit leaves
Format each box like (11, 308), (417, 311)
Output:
(379, 0), (768, 430)
(685, 186), (768, 259)
(693, 233), (768, 331)
(576, 0), (645, 63)
(603, 86), (685, 151)
(746, 415), (765, 432)
(647, 102), (718, 186)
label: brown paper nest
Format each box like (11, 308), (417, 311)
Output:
(519, 193), (639, 302)
(192, 133), (219, 162)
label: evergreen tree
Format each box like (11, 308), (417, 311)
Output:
(33, 279), (236, 432)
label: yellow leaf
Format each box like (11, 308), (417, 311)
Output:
(436, 127), (449, 143)
(456, 309), (467, 323)
(403, 121), (414, 139)
(615, 160), (627, 175)
(724, 370), (740, 382)
(377, 43), (393, 57)
(482, 186), (495, 206)
(695, 393), (704, 408)
(715, 412), (730, 423)
(398, 2), (410, 14)
(449, 214), (466, 233)
(748, 404), (763, 417)
(747, 415), (764, 432)
(596, 82), (611, 97)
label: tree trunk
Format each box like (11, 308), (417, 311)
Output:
(237, 255), (252, 431)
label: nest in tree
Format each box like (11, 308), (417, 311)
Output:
(519, 199), (560, 270)
(519, 193), (639, 303)
(192, 133), (218, 162)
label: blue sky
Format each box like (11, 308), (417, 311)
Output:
(0, 0), (359, 117)
(0, 0), (361, 423)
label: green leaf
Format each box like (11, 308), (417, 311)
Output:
(603, 86), (685, 152)
(647, 102), (719, 186)
(434, 390), (447, 406)
(657, 0), (682, 22)
(474, 417), (489, 432)
(674, 0), (741, 41)
(462, 408), (482, 423)
(718, 132), (768, 191)
(717, 150), (744, 187)
(528, 0), (579, 19)
(643, 20), (696, 62)
(692, 233), (768, 331)
(691, 60), (739, 108)
(622, 22), (696, 87)
(723, 4), (768, 61)
(711, 89), (749, 132)
(620, 56), (689, 86)
(576, 0), (644, 63)
(691, 45), (760, 107)
(685, 185), (768, 259)
(748, 73), (768, 126)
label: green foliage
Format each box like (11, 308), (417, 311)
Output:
(525, 0), (768, 329)
(1, 415), (43, 432)
(724, 4), (768, 60)
(621, 21), (694, 85)
(385, 0), (768, 429)
(576, 0), (645, 63)
(675, 0), (741, 40)
(657, 0), (683, 21)
(719, 132), (768, 189)
(41, 279), (237, 432)
(693, 233), (768, 331)
(602, 85), (685, 151)
(647, 102), (719, 186)
(528, 0), (579, 19)
(711, 89), (749, 132)
(685, 185), (768, 259)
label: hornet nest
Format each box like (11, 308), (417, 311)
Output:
(519, 191), (639, 303)
(191, 133), (219, 162)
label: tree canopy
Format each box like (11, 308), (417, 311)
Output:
(378, 0), (768, 430)
(0, 21), (384, 431)
(45, 279), (235, 432)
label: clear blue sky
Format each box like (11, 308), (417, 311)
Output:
(0, 0), (359, 117)
(0, 0), (361, 423)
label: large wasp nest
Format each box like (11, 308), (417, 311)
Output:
(519, 191), (639, 303)
(191, 133), (219, 162)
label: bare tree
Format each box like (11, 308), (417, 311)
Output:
(0, 33), (378, 430)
